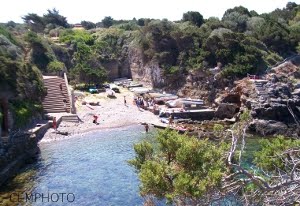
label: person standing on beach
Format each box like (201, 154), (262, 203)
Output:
(144, 123), (149, 132)
(169, 113), (174, 125)
(136, 98), (140, 109)
(63, 99), (67, 112)
(124, 96), (127, 106)
(53, 117), (57, 131)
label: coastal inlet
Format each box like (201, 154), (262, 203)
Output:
(0, 125), (154, 206)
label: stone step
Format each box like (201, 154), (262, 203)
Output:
(43, 96), (69, 99)
(45, 87), (66, 90)
(42, 102), (70, 105)
(45, 81), (66, 83)
(43, 76), (71, 114)
(43, 102), (70, 106)
(44, 94), (68, 97)
(43, 78), (64, 81)
(61, 115), (79, 123)
(258, 92), (268, 95)
(43, 101), (70, 105)
(43, 99), (69, 102)
(44, 82), (65, 85)
(43, 106), (70, 110)
(43, 99), (70, 103)
(47, 86), (67, 91)
(258, 93), (269, 96)
(44, 109), (70, 113)
(43, 104), (70, 109)
(44, 94), (68, 98)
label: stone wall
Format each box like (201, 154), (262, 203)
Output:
(0, 121), (50, 187)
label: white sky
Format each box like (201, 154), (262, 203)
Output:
(0, 0), (299, 24)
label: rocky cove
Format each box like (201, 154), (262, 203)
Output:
(0, 55), (298, 194)
(120, 45), (300, 137)
(1, 45), (299, 189)
(0, 3), (300, 204)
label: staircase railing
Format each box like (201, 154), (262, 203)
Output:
(64, 73), (75, 114)
(287, 101), (300, 127)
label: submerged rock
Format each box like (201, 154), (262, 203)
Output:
(249, 119), (300, 137)
(249, 120), (288, 136)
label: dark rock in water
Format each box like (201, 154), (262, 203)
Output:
(215, 103), (238, 119)
(55, 131), (69, 136)
(250, 99), (300, 124)
(249, 120), (288, 136)
(249, 119), (300, 137)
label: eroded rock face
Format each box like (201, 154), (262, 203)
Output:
(128, 47), (165, 87)
(127, 45), (299, 136)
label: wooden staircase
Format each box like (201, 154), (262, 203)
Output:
(42, 76), (71, 113)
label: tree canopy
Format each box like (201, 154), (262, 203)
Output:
(102, 16), (114, 28)
(182, 11), (204, 27)
(130, 116), (300, 205)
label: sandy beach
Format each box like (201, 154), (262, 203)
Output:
(41, 87), (162, 142)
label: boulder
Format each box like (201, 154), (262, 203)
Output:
(215, 103), (238, 119)
(220, 93), (241, 105)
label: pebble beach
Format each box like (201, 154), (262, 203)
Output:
(41, 87), (162, 142)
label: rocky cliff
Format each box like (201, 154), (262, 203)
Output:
(128, 48), (300, 136)
(216, 56), (300, 137)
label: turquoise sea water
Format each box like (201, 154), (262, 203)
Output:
(0, 125), (150, 206)
(0, 125), (262, 206)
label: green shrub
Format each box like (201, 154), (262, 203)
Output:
(254, 136), (300, 172)
(47, 60), (65, 72)
(74, 83), (89, 91)
(0, 26), (20, 46)
(10, 101), (42, 128)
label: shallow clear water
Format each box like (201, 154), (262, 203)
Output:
(0, 125), (151, 206)
(0, 126), (262, 206)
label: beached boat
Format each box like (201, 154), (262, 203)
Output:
(130, 87), (151, 94)
(152, 122), (189, 134)
(126, 82), (143, 88)
(106, 89), (116, 97)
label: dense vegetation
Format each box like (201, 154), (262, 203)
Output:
(129, 129), (228, 204)
(0, 26), (45, 128)
(129, 118), (300, 205)
(0, 2), (298, 129)
(8, 2), (298, 86)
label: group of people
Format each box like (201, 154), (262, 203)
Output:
(134, 97), (145, 109)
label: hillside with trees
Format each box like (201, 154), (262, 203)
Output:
(12, 3), (300, 88)
(0, 0), (298, 142)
